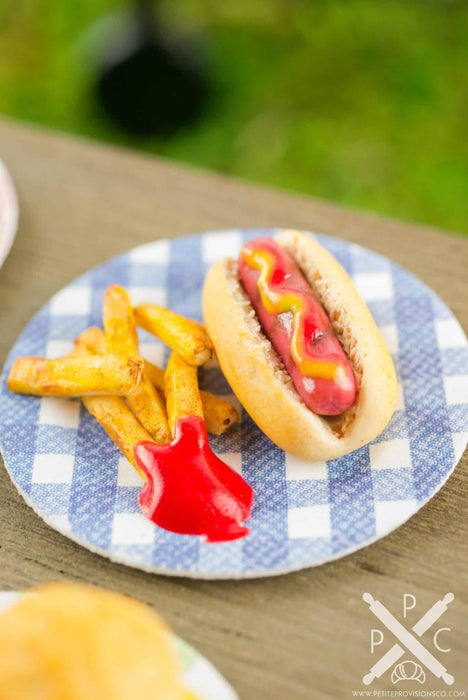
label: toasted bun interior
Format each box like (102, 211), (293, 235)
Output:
(203, 230), (397, 461)
(0, 582), (183, 700)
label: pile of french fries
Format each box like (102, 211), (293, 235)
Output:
(8, 286), (239, 473)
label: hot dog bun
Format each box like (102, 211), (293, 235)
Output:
(202, 230), (397, 461)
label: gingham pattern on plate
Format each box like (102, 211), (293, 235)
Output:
(0, 592), (238, 700)
(0, 229), (467, 579)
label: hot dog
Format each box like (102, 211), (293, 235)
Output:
(239, 237), (356, 416)
(202, 230), (397, 461)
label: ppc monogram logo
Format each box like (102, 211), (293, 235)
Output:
(362, 592), (454, 686)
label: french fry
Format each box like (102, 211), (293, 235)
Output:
(7, 355), (143, 398)
(103, 285), (139, 357)
(83, 395), (151, 473)
(134, 304), (213, 366)
(102, 286), (171, 443)
(138, 358), (165, 390)
(71, 338), (152, 473)
(144, 360), (240, 435)
(197, 391), (240, 436)
(126, 381), (171, 444)
(75, 327), (240, 435)
(73, 326), (107, 355)
(165, 352), (203, 436)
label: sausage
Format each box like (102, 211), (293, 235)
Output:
(238, 237), (356, 415)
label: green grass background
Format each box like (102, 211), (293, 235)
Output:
(1, 0), (467, 235)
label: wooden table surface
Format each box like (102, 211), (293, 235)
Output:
(0, 118), (466, 699)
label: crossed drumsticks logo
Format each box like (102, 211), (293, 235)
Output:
(362, 592), (454, 686)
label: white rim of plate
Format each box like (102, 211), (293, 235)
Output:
(0, 159), (18, 268)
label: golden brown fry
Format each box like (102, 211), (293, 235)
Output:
(140, 359), (165, 391)
(7, 355), (143, 398)
(164, 352), (203, 436)
(199, 392), (240, 435)
(126, 382), (171, 444)
(75, 327), (239, 436)
(143, 359), (239, 435)
(103, 285), (139, 357)
(83, 395), (152, 473)
(76, 326), (170, 443)
(102, 289), (170, 443)
(134, 304), (213, 366)
(73, 326), (108, 355)
(72, 336), (152, 473)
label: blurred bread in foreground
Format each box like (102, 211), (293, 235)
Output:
(0, 582), (184, 700)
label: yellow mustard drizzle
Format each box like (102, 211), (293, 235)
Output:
(241, 246), (339, 381)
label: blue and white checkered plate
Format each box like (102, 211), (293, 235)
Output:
(0, 591), (238, 700)
(1, 229), (467, 579)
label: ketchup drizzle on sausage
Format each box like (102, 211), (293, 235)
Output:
(239, 237), (356, 416)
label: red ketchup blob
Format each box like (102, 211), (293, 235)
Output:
(134, 415), (253, 543)
(239, 237), (356, 415)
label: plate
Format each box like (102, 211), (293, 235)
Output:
(0, 591), (238, 700)
(0, 229), (467, 578)
(0, 160), (18, 269)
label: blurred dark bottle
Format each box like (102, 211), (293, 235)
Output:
(95, 0), (209, 137)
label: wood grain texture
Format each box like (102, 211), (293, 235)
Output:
(0, 118), (467, 699)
